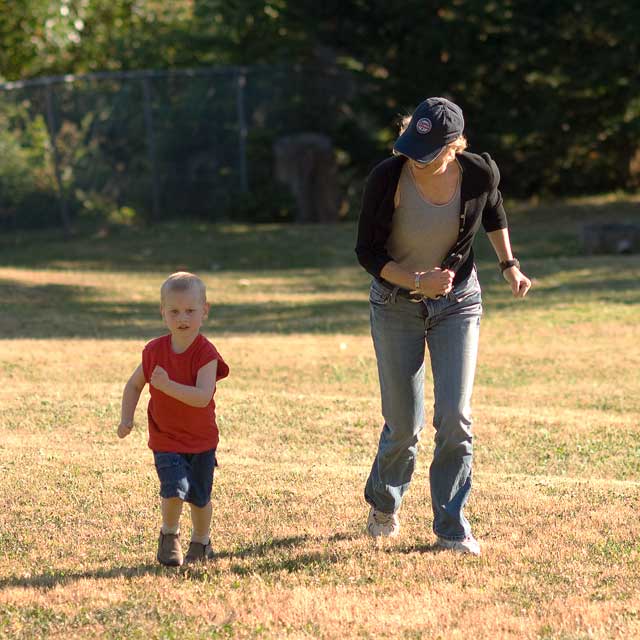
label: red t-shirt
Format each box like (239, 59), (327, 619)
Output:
(141, 333), (229, 453)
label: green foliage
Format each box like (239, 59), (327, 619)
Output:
(187, 0), (634, 198)
(0, 102), (59, 229)
(0, 1), (195, 80)
(224, 128), (296, 223)
(259, 0), (640, 197)
(226, 186), (296, 224)
(1, 0), (639, 227)
(0, 0), (50, 80)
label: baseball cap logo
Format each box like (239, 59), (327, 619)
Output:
(416, 118), (432, 134)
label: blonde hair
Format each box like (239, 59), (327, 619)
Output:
(394, 114), (468, 157)
(160, 271), (207, 304)
(398, 114), (412, 135)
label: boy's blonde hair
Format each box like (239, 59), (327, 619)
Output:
(160, 272), (207, 305)
(395, 114), (468, 157)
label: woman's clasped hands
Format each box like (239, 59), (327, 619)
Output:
(413, 268), (455, 299)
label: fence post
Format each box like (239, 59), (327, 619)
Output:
(142, 75), (161, 220)
(236, 71), (249, 194)
(44, 83), (72, 236)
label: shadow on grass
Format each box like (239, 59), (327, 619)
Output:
(0, 563), (173, 590)
(394, 542), (440, 554)
(4, 200), (639, 273)
(222, 533), (445, 576)
(480, 273), (640, 311)
(212, 534), (312, 560)
(229, 551), (341, 577)
(0, 279), (370, 338)
(0, 222), (360, 273)
(223, 532), (357, 577)
(5, 261), (640, 340)
(0, 533), (359, 590)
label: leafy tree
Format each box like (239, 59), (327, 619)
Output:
(1, 0), (639, 226)
(183, 1), (640, 194)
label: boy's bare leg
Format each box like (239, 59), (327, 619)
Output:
(157, 497), (184, 566)
(161, 497), (183, 534)
(190, 501), (212, 544)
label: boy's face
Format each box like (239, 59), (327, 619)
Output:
(160, 288), (209, 339)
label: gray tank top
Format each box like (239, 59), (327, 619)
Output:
(386, 163), (461, 273)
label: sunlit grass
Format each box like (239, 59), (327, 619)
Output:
(1, 199), (639, 638)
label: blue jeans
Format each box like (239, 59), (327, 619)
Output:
(364, 269), (482, 541)
(153, 450), (217, 508)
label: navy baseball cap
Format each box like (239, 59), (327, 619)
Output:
(393, 97), (465, 163)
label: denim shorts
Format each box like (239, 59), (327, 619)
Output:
(153, 449), (216, 508)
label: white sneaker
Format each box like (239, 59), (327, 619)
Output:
(436, 534), (481, 556)
(366, 507), (400, 538)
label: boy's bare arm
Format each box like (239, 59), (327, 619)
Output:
(150, 360), (218, 408)
(118, 364), (146, 438)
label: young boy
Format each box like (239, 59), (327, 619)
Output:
(117, 271), (229, 567)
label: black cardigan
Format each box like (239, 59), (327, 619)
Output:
(355, 151), (508, 286)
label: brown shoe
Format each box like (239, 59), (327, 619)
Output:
(184, 540), (214, 564)
(157, 531), (183, 567)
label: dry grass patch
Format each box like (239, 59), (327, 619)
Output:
(1, 214), (639, 638)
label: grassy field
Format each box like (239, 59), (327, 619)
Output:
(0, 196), (639, 639)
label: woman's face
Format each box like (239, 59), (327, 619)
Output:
(410, 145), (456, 176)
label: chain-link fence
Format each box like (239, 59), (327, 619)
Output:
(0, 65), (363, 231)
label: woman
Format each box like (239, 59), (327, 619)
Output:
(355, 97), (531, 555)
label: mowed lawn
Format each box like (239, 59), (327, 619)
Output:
(0, 196), (639, 639)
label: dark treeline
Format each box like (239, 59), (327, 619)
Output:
(1, 1), (638, 228)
